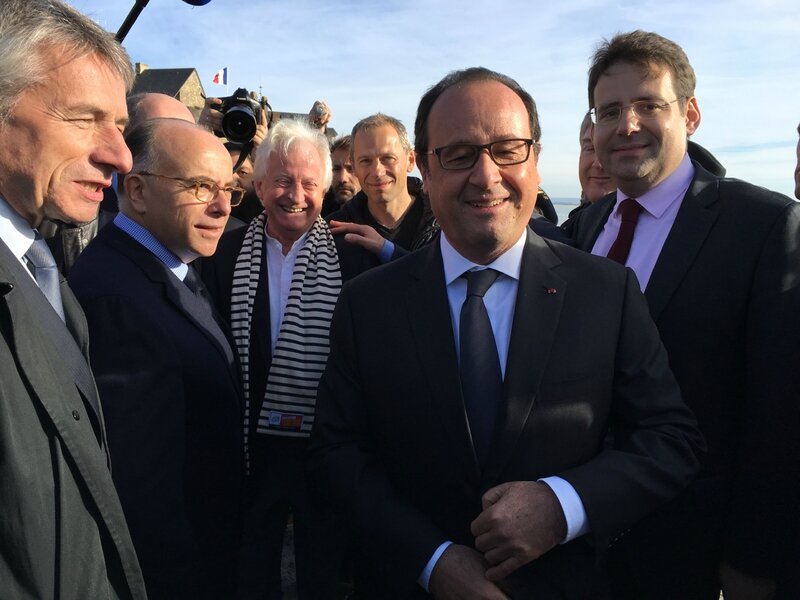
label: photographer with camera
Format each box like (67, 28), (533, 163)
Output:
(200, 88), (270, 147)
(201, 90), (269, 226)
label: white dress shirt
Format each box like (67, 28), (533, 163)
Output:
(265, 229), (310, 352)
(0, 195), (36, 283)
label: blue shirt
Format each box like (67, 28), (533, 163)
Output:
(113, 213), (188, 280)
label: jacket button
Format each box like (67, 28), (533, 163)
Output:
(72, 410), (80, 421)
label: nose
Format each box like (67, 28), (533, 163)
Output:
(468, 148), (502, 189)
(208, 189), (232, 217)
(93, 125), (132, 175)
(615, 105), (640, 136)
(287, 180), (306, 202)
(371, 160), (386, 178)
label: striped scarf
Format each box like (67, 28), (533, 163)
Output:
(230, 212), (341, 466)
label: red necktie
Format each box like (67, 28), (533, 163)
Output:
(606, 198), (642, 265)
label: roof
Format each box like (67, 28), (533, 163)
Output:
(131, 68), (198, 97)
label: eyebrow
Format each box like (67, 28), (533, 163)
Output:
(596, 95), (665, 109)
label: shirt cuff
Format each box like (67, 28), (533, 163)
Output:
(378, 240), (395, 263)
(417, 540), (453, 592)
(540, 476), (590, 542)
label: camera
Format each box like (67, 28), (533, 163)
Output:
(214, 88), (271, 143)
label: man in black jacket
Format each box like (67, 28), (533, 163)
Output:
(328, 113), (437, 252)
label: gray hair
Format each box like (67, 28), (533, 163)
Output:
(254, 118), (332, 191)
(351, 113), (413, 155)
(0, 0), (133, 124)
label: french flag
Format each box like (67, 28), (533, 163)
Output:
(212, 67), (227, 85)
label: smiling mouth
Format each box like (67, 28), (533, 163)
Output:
(281, 206), (306, 213)
(613, 144), (647, 152)
(467, 198), (506, 209)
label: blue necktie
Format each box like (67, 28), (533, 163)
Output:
(459, 268), (502, 464)
(25, 233), (65, 321)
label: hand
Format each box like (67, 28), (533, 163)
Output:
(251, 104), (268, 149)
(309, 100), (331, 129)
(199, 97), (222, 132)
(329, 221), (386, 255)
(720, 561), (776, 600)
(429, 544), (509, 600)
(471, 481), (567, 581)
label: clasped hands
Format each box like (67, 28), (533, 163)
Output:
(429, 481), (567, 600)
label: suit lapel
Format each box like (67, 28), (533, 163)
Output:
(645, 165), (720, 321)
(0, 240), (104, 434)
(405, 243), (481, 482)
(104, 226), (237, 375)
(482, 230), (566, 486)
(0, 239), (110, 454)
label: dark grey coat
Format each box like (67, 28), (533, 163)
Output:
(0, 238), (146, 600)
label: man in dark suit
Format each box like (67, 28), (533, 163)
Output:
(308, 67), (704, 599)
(563, 30), (800, 599)
(69, 118), (245, 599)
(0, 1), (147, 598)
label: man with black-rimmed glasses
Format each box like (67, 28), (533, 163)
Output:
(309, 66), (703, 600)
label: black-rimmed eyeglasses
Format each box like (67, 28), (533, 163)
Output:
(426, 138), (537, 171)
(589, 97), (685, 127)
(133, 171), (246, 207)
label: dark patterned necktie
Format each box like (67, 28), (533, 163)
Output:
(606, 198), (642, 265)
(25, 233), (65, 321)
(459, 268), (502, 464)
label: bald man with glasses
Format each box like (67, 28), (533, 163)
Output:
(69, 118), (245, 600)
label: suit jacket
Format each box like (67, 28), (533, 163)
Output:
(564, 161), (800, 587)
(307, 229), (704, 599)
(0, 238), (146, 600)
(69, 224), (244, 600)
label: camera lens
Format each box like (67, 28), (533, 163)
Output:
(222, 105), (257, 143)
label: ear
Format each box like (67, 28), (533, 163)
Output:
(684, 96), (701, 136)
(406, 149), (416, 173)
(124, 174), (148, 215)
(418, 157), (431, 188)
(255, 178), (268, 208)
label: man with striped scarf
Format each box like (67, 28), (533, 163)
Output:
(203, 118), (387, 599)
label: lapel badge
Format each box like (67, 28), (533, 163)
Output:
(545, 287), (557, 295)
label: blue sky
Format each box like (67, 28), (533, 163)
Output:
(71, 0), (800, 199)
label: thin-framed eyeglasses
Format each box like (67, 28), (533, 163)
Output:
(589, 97), (685, 127)
(133, 171), (246, 207)
(426, 138), (538, 171)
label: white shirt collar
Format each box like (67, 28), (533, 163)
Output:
(440, 228), (526, 285)
(0, 195), (36, 260)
